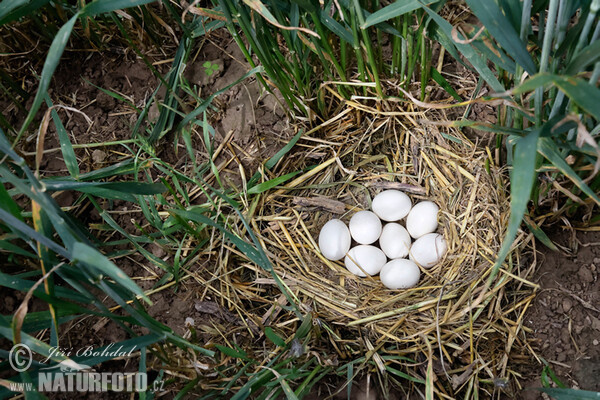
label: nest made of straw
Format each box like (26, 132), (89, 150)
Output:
(198, 102), (539, 398)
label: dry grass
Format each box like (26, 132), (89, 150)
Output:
(185, 95), (542, 397)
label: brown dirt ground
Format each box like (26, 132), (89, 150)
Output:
(519, 230), (600, 399)
(1, 26), (599, 399)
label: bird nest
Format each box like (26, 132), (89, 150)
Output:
(200, 101), (539, 398)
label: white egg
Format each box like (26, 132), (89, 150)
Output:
(379, 223), (411, 259)
(372, 190), (412, 221)
(409, 233), (447, 268)
(318, 219), (351, 261)
(380, 259), (421, 289)
(406, 201), (439, 239)
(349, 211), (382, 245)
(344, 245), (387, 277)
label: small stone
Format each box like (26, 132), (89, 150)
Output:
(149, 243), (166, 258)
(92, 149), (107, 164)
(562, 298), (573, 312)
(4, 297), (15, 312)
(593, 339), (599, 346)
(578, 266), (594, 284)
(591, 316), (600, 331)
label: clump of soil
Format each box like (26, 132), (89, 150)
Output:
(521, 231), (600, 398)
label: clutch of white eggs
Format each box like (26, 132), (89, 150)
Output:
(318, 190), (447, 290)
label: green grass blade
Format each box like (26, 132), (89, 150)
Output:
(16, 15), (78, 143)
(44, 97), (79, 179)
(72, 242), (150, 304)
(175, 66), (263, 132)
(0, 208), (70, 259)
(170, 209), (263, 264)
(0, 240), (38, 258)
(0, 0), (51, 26)
(320, 11), (353, 44)
(0, 183), (22, 221)
(508, 73), (558, 94)
(509, 73), (600, 120)
(553, 76), (600, 121)
(215, 344), (249, 360)
(279, 379), (299, 400)
(385, 365), (426, 384)
(536, 388), (600, 399)
(42, 180), (166, 194)
(77, 159), (139, 181)
(362, 0), (435, 29)
(418, 1), (505, 92)
(465, 0), (537, 74)
(565, 39), (600, 74)
(524, 218), (558, 251)
(430, 68), (462, 100)
(265, 130), (303, 169)
(0, 0), (29, 18)
(537, 137), (600, 206)
(247, 171), (301, 194)
(490, 128), (540, 282)
(265, 327), (286, 347)
(79, 0), (157, 17)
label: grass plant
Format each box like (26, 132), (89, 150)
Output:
(211, 0), (452, 116)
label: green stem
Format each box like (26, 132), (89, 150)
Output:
(351, 0), (383, 98)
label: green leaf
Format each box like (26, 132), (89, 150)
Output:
(247, 171), (301, 194)
(265, 130), (303, 170)
(565, 39), (600, 75)
(491, 128), (540, 280)
(553, 76), (600, 121)
(78, 159), (138, 181)
(279, 379), (299, 400)
(430, 68), (462, 101)
(320, 11), (353, 44)
(169, 209), (264, 266)
(215, 344), (249, 360)
(42, 180), (166, 195)
(175, 66), (263, 132)
(72, 242), (150, 304)
(265, 327), (286, 347)
(45, 96), (79, 179)
(17, 15), (78, 141)
(0, 207), (70, 259)
(0, 239), (38, 258)
(247, 129), (303, 189)
(0, 0), (51, 26)
(536, 388), (600, 399)
(465, 0), (537, 74)
(0, 183), (22, 221)
(418, 1), (505, 93)
(79, 0), (157, 17)
(293, 313), (313, 341)
(385, 366), (425, 384)
(362, 0), (432, 29)
(524, 219), (558, 251)
(511, 73), (600, 121)
(537, 137), (600, 206)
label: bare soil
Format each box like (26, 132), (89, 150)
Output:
(520, 231), (600, 399)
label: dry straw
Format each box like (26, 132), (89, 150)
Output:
(194, 99), (540, 398)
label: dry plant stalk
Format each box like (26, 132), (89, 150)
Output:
(188, 102), (538, 398)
